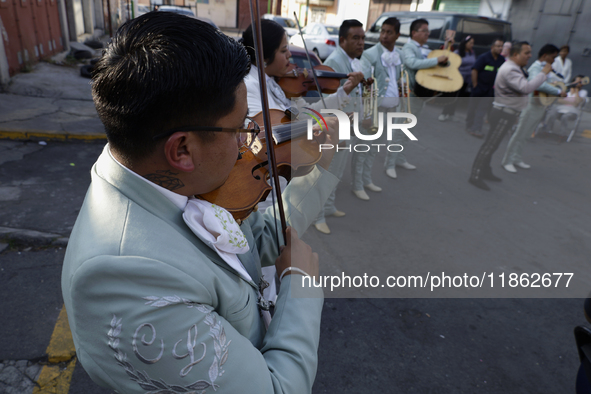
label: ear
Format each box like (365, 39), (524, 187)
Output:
(163, 133), (196, 173)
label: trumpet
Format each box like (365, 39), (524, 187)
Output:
(362, 66), (380, 133)
(399, 64), (412, 123)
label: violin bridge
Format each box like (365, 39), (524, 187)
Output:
(250, 135), (264, 155)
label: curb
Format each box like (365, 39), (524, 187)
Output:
(0, 226), (69, 247)
(0, 129), (106, 142)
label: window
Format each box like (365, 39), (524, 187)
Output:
(282, 18), (298, 28)
(400, 21), (411, 37)
(325, 26), (338, 35)
(427, 18), (445, 40)
(457, 19), (507, 47)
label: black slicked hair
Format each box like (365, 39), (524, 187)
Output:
(242, 19), (287, 67)
(538, 43), (559, 58)
(339, 19), (363, 39)
(410, 18), (428, 38)
(510, 41), (530, 56)
(382, 17), (401, 34)
(92, 12), (250, 163)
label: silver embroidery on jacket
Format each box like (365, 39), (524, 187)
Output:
(132, 323), (164, 364)
(143, 296), (230, 383)
(107, 295), (231, 393)
(172, 324), (207, 377)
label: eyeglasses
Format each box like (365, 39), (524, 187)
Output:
(152, 117), (261, 151)
(417, 29), (429, 33)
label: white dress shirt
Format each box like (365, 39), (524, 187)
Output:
(380, 44), (401, 108)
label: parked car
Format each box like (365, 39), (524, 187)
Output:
(157, 5), (218, 29)
(263, 14), (300, 38)
(288, 23), (339, 61)
(136, 4), (150, 16)
(289, 45), (322, 69)
(365, 11), (512, 57)
(287, 45), (323, 97)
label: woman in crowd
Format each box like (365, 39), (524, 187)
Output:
(241, 19), (364, 115)
(501, 41), (511, 59)
(240, 19), (364, 301)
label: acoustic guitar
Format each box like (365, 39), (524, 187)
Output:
(415, 30), (463, 95)
(539, 76), (589, 106)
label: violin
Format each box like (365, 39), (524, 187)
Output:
(198, 109), (323, 222)
(277, 64), (349, 98)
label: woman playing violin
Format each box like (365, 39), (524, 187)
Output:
(241, 19), (365, 115)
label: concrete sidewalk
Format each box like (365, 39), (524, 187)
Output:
(0, 27), (242, 143)
(0, 60), (106, 141)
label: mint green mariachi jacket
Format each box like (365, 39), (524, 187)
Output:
(361, 43), (402, 99)
(61, 145), (338, 394)
(527, 59), (562, 104)
(323, 46), (371, 97)
(323, 46), (354, 88)
(401, 40), (438, 91)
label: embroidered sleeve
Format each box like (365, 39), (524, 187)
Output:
(68, 250), (322, 393)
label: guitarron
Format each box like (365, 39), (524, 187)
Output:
(415, 30), (463, 95)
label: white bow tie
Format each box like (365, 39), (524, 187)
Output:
(381, 50), (401, 67)
(183, 199), (251, 281)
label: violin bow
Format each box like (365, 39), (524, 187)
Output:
(248, 0), (287, 244)
(292, 12), (328, 109)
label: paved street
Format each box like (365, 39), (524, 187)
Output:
(1, 93), (590, 391)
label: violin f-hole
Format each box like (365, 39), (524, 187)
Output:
(251, 161), (268, 180)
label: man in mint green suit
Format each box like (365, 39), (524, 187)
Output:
(362, 16), (416, 180)
(313, 19), (372, 232)
(401, 19), (448, 95)
(324, 20), (380, 203)
(61, 13), (340, 394)
(401, 18), (448, 119)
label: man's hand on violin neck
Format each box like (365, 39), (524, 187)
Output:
(275, 227), (319, 280)
(343, 71), (366, 95)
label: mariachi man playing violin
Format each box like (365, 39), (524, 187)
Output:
(62, 12), (342, 394)
(242, 19), (364, 236)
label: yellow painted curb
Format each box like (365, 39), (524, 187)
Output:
(33, 360), (77, 394)
(0, 129), (106, 141)
(33, 306), (78, 393)
(46, 307), (77, 363)
(582, 130), (591, 139)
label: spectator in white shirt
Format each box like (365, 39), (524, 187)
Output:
(553, 45), (572, 84)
